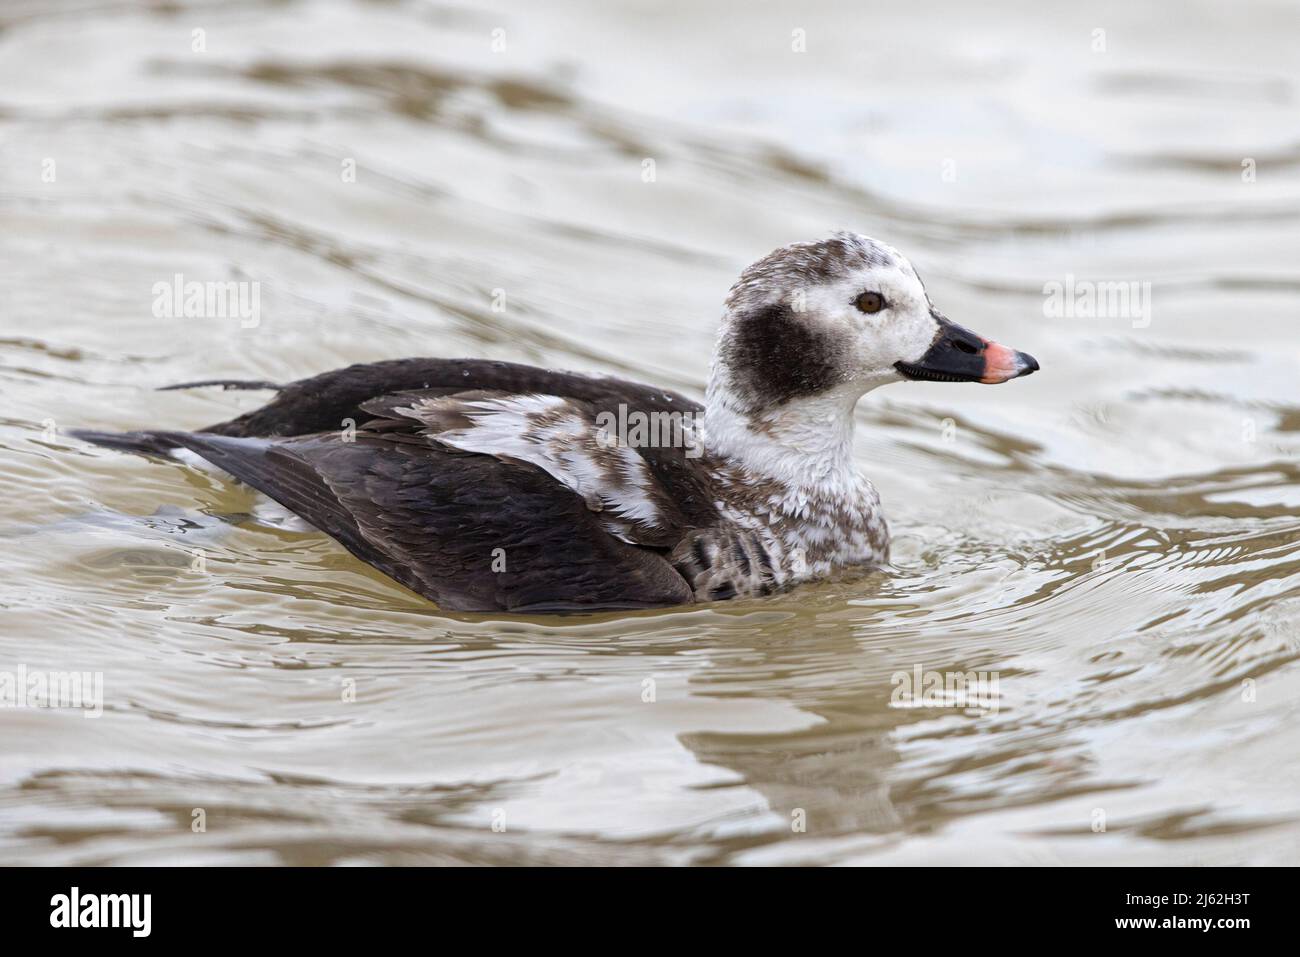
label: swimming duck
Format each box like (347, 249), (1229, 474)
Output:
(74, 232), (1038, 612)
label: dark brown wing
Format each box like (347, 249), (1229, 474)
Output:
(155, 430), (695, 613)
(75, 358), (720, 611)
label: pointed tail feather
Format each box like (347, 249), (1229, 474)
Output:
(68, 429), (185, 456)
(157, 378), (283, 392)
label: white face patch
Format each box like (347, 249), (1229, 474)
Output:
(791, 256), (942, 389)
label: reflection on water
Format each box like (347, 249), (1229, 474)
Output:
(1, 0), (1299, 865)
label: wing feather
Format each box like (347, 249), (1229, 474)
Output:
(157, 430), (694, 612)
(389, 393), (692, 547)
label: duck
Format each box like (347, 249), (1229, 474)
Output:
(73, 232), (1038, 612)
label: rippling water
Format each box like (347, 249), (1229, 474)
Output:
(2, 0), (1299, 865)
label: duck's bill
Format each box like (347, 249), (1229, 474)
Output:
(894, 317), (1039, 384)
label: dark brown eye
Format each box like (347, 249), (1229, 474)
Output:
(855, 291), (886, 314)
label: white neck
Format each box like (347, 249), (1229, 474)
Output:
(701, 379), (869, 494)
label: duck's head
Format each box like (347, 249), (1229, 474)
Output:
(708, 232), (1038, 419)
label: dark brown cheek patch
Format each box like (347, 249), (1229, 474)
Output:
(722, 302), (843, 411)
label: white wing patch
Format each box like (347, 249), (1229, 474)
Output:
(392, 394), (668, 543)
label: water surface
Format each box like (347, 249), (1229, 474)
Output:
(2, 0), (1299, 865)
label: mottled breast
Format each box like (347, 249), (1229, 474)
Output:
(670, 465), (890, 601)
